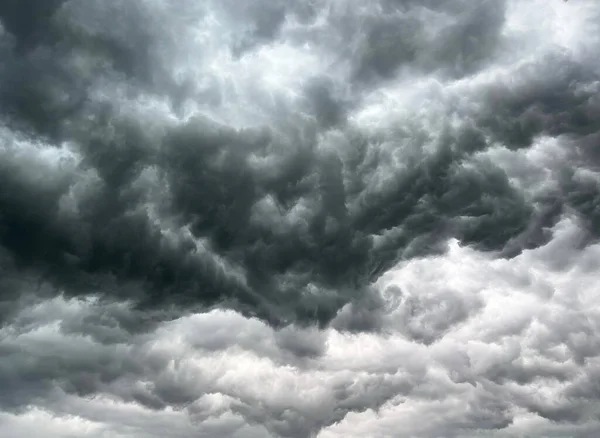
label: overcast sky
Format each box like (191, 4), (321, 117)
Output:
(1, 0), (600, 437)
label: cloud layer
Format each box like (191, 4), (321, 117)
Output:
(1, 0), (600, 437)
(3, 217), (600, 438)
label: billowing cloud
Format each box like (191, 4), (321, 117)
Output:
(2, 216), (600, 437)
(1, 0), (600, 437)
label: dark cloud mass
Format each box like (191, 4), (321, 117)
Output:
(1, 0), (600, 437)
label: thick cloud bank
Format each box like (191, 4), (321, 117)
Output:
(1, 0), (600, 437)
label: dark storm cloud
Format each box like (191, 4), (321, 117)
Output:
(0, 112), (531, 327)
(472, 53), (600, 244)
(340, 0), (507, 83)
(477, 53), (600, 149)
(0, 0), (65, 52)
(1, 0), (599, 331)
(2, 0), (600, 436)
(350, 126), (532, 257)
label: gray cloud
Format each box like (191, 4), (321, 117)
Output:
(2, 217), (600, 437)
(1, 0), (600, 436)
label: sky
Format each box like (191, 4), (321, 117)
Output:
(1, 0), (600, 437)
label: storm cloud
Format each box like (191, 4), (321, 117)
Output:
(1, 0), (600, 437)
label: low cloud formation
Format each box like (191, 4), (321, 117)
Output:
(3, 217), (600, 438)
(1, 0), (600, 437)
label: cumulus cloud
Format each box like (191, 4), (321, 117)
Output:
(2, 216), (600, 438)
(1, 0), (600, 436)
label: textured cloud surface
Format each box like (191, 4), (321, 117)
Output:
(1, 0), (600, 437)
